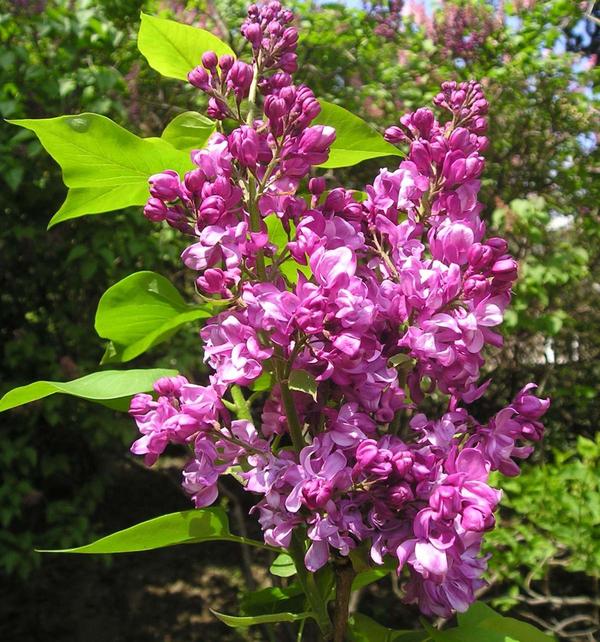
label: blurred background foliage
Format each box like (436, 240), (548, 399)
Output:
(0, 0), (598, 640)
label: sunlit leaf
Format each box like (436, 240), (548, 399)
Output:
(8, 114), (192, 226)
(95, 271), (213, 364)
(161, 111), (216, 151)
(38, 507), (271, 553)
(269, 553), (296, 577)
(0, 368), (177, 413)
(314, 101), (403, 168)
(138, 13), (235, 81)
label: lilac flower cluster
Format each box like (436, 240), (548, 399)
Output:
(383, 0), (500, 61)
(432, 0), (500, 60)
(130, 2), (548, 618)
(364, 0), (405, 40)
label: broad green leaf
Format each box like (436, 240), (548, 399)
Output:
(138, 13), (235, 81)
(240, 584), (304, 616)
(426, 626), (513, 642)
(457, 601), (498, 628)
(269, 553), (296, 577)
(95, 271), (214, 364)
(51, 185), (150, 226)
(475, 616), (555, 642)
(288, 369), (318, 401)
(427, 610), (555, 642)
(314, 101), (403, 168)
(212, 609), (312, 628)
(348, 613), (429, 642)
(351, 566), (391, 591)
(453, 603), (554, 642)
(38, 507), (271, 554)
(0, 368), (177, 413)
(8, 114), (193, 227)
(161, 111), (216, 151)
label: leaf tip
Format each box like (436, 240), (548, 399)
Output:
(46, 215), (60, 230)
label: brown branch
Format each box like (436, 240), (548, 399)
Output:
(332, 557), (356, 642)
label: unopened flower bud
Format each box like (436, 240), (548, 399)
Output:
(229, 126), (260, 167)
(227, 60), (254, 99)
(491, 257), (518, 281)
(385, 126), (406, 144)
(244, 22), (263, 48)
(218, 54), (234, 72)
(309, 177), (326, 196)
(149, 170), (180, 201)
(144, 197), (168, 222)
(188, 66), (210, 90)
(201, 51), (218, 70)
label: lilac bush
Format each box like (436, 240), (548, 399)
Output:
(130, 0), (548, 630)
(2, 1), (555, 639)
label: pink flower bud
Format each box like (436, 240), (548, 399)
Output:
(384, 126), (406, 144)
(449, 127), (470, 150)
(229, 126), (260, 167)
(412, 108), (434, 137)
(486, 237), (508, 256)
(188, 66), (210, 90)
(144, 197), (168, 222)
(218, 54), (234, 72)
(201, 51), (218, 69)
(184, 169), (206, 194)
(491, 257), (518, 280)
(467, 243), (493, 269)
(227, 60), (254, 99)
(244, 22), (262, 48)
(309, 176), (326, 196)
(149, 170), (180, 201)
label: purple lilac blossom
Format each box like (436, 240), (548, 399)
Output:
(130, 2), (549, 619)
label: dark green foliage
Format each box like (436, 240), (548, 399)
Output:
(0, 0), (197, 577)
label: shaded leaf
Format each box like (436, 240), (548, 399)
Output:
(288, 369), (318, 401)
(348, 613), (430, 642)
(240, 584), (304, 616)
(457, 601), (498, 628)
(212, 609), (312, 628)
(269, 553), (296, 577)
(351, 566), (392, 591)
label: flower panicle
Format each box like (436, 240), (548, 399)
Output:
(130, 1), (549, 619)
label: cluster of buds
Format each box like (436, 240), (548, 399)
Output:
(242, 1), (298, 72)
(188, 52), (254, 119)
(131, 1), (548, 619)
